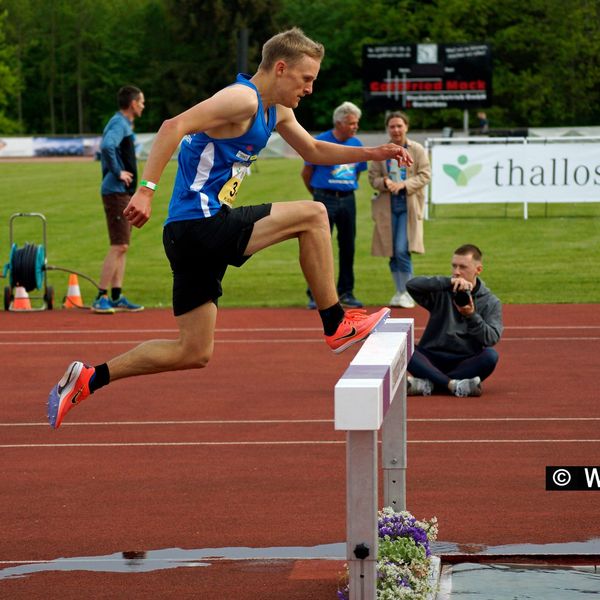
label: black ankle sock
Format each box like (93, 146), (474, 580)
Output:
(319, 303), (345, 336)
(90, 363), (110, 393)
(111, 287), (122, 301)
(97, 289), (108, 300)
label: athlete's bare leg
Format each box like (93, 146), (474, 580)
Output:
(101, 201), (335, 382)
(106, 301), (217, 382)
(246, 200), (338, 309)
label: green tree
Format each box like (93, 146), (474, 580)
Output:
(149, 0), (281, 121)
(275, 0), (385, 130)
(277, 0), (600, 131)
(0, 8), (20, 132)
(488, 0), (600, 126)
(2, 0), (154, 134)
(3, 0), (599, 134)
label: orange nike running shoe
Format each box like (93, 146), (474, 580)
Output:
(325, 307), (391, 354)
(47, 361), (95, 429)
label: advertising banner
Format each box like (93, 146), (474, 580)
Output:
(431, 142), (600, 204)
(0, 137), (35, 157)
(363, 43), (492, 109)
(33, 137), (85, 156)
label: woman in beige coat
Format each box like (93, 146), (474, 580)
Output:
(368, 111), (431, 307)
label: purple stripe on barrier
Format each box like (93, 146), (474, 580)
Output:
(341, 364), (391, 416)
(342, 365), (389, 379)
(378, 321), (413, 360)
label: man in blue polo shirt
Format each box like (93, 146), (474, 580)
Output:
(301, 101), (367, 309)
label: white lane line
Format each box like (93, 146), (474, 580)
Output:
(1, 441), (345, 448)
(410, 439), (600, 443)
(1, 336), (600, 346)
(499, 337), (600, 341)
(0, 339), (324, 346)
(410, 417), (600, 422)
(509, 325), (600, 330)
(2, 325), (599, 335)
(0, 328), (323, 335)
(3, 419), (333, 427)
(2, 417), (600, 427)
(1, 439), (599, 448)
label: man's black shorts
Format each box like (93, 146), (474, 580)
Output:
(162, 203), (272, 316)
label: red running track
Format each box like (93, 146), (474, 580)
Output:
(1, 305), (599, 599)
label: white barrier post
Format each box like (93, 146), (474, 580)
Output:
(334, 318), (414, 600)
(381, 319), (414, 512)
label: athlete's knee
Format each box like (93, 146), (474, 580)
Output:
(306, 200), (329, 229)
(184, 344), (213, 369)
(182, 343), (213, 369)
(314, 199), (328, 219)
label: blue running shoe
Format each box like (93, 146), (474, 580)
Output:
(339, 293), (364, 308)
(110, 295), (144, 312)
(91, 295), (115, 314)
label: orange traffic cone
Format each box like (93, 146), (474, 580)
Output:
(63, 274), (84, 308)
(13, 286), (32, 310)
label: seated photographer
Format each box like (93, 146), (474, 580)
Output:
(406, 244), (503, 397)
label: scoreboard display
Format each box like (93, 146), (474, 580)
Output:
(363, 43), (492, 109)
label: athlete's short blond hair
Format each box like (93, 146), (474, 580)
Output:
(259, 28), (324, 71)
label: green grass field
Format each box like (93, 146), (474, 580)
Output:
(1, 158), (599, 308)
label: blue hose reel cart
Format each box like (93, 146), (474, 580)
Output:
(3, 213), (54, 311)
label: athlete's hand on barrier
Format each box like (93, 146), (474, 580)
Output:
(123, 189), (152, 228)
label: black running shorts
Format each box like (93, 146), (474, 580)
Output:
(162, 203), (272, 316)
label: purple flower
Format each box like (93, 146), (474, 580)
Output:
(377, 510), (432, 555)
(336, 587), (349, 600)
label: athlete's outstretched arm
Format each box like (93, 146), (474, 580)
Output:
(276, 106), (413, 167)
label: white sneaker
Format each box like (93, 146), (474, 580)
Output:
(390, 291), (415, 308)
(407, 376), (434, 396)
(450, 377), (482, 397)
(398, 291), (416, 308)
(390, 292), (403, 307)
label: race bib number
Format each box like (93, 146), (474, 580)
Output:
(218, 163), (249, 206)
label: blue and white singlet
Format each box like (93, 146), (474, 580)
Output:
(165, 73), (277, 224)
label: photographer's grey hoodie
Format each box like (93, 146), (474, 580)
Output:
(406, 276), (503, 358)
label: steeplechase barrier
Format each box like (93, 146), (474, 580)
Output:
(334, 317), (414, 600)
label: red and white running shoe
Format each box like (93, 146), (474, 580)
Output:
(47, 361), (95, 429)
(325, 307), (391, 354)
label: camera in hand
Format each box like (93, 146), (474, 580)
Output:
(453, 289), (472, 307)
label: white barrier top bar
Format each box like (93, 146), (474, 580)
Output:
(377, 318), (414, 357)
(334, 318), (413, 431)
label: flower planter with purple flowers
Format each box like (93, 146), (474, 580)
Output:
(337, 508), (439, 599)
